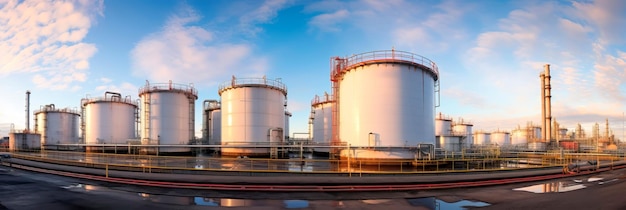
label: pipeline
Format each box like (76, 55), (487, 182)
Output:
(6, 161), (626, 192)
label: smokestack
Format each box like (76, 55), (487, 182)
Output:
(540, 72), (546, 143)
(544, 64), (552, 144)
(25, 90), (31, 132)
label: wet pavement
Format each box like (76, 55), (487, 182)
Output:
(2, 163), (626, 209)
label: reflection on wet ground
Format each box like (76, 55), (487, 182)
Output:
(57, 182), (492, 209)
(514, 182), (586, 193)
(407, 197), (490, 209)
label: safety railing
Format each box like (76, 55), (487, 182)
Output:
(331, 50), (439, 80)
(139, 81), (198, 98)
(218, 77), (287, 95)
(9, 150), (623, 176)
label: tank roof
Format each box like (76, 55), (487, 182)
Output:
(331, 49), (439, 81)
(34, 104), (80, 115)
(218, 76), (287, 96)
(139, 81), (198, 99)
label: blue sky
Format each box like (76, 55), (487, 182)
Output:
(1, 0), (625, 140)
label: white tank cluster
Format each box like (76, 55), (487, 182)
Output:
(34, 104), (80, 148)
(81, 92), (138, 151)
(435, 113), (473, 152)
(328, 50), (439, 160)
(139, 81), (198, 153)
(217, 76), (288, 157)
(310, 93), (334, 153)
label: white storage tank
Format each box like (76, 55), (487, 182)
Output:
(34, 104), (80, 148)
(491, 131), (511, 146)
(311, 93), (334, 142)
(202, 100), (221, 146)
(82, 92), (138, 151)
(311, 93), (334, 154)
(219, 76), (287, 157)
(139, 81), (197, 154)
(473, 131), (490, 145)
(9, 131), (41, 151)
(511, 128), (529, 145)
(435, 113), (452, 136)
(437, 136), (462, 152)
(452, 122), (473, 149)
(333, 50), (439, 160)
(285, 111), (292, 140)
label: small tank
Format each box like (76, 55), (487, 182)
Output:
(9, 131), (41, 151)
(34, 104), (80, 149)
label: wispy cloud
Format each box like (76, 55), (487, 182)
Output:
(0, 0), (103, 90)
(131, 4), (269, 86)
(239, 0), (289, 36)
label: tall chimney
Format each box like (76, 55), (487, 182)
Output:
(25, 90), (31, 132)
(544, 64), (552, 144)
(540, 72), (546, 143)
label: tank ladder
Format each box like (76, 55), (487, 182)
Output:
(142, 92), (152, 155)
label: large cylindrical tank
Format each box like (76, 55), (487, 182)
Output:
(9, 131), (41, 151)
(219, 77), (287, 157)
(435, 114), (452, 136)
(473, 132), (490, 145)
(333, 50), (439, 160)
(34, 104), (80, 148)
(311, 94), (334, 144)
(82, 92), (138, 150)
(452, 123), (473, 149)
(139, 81), (197, 154)
(491, 131), (511, 146)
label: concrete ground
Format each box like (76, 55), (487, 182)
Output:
(1, 163), (626, 209)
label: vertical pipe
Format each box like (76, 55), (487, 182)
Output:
(540, 73), (546, 143)
(25, 90), (30, 132)
(545, 64), (552, 144)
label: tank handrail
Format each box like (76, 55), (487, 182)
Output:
(139, 82), (198, 98)
(331, 49), (439, 80)
(203, 99), (220, 110)
(33, 106), (81, 115)
(81, 95), (138, 106)
(311, 93), (335, 105)
(218, 77), (287, 95)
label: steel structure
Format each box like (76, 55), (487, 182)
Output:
(202, 100), (221, 146)
(139, 81), (198, 154)
(218, 76), (288, 157)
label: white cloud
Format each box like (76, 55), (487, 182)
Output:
(131, 4), (269, 86)
(573, 0), (626, 44)
(0, 0), (102, 90)
(308, 9), (349, 32)
(239, 0), (289, 36)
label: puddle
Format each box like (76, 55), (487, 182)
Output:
(588, 177), (603, 182)
(61, 183), (101, 191)
(407, 197), (490, 209)
(513, 182), (586, 193)
(599, 179), (619, 185)
(284, 200), (309, 209)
